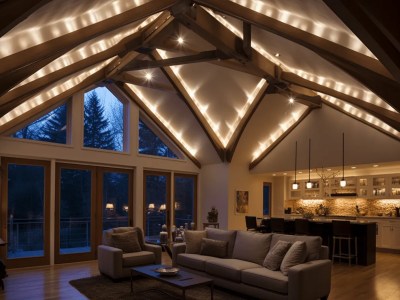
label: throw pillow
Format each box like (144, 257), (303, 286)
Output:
(280, 241), (307, 276)
(205, 228), (237, 257)
(200, 238), (228, 258)
(185, 230), (207, 254)
(232, 231), (272, 265)
(111, 230), (141, 253)
(263, 240), (292, 271)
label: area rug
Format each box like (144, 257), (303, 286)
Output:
(70, 275), (253, 300)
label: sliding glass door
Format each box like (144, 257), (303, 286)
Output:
(174, 174), (197, 229)
(1, 158), (50, 268)
(55, 164), (133, 263)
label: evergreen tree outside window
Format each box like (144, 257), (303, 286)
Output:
(138, 119), (178, 158)
(83, 88), (123, 151)
(12, 104), (67, 144)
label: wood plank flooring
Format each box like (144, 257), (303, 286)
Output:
(1, 252), (399, 300)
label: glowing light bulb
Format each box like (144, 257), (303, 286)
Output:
(145, 73), (152, 80)
(177, 37), (184, 45)
(289, 97), (295, 104)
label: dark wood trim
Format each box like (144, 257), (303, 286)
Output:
(116, 82), (202, 169)
(249, 108), (313, 170)
(0, 157), (51, 268)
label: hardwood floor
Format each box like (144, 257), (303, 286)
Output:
(1, 252), (399, 300)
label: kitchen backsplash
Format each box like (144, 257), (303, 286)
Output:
(285, 198), (400, 217)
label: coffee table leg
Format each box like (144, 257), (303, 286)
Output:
(130, 270), (133, 293)
(210, 282), (214, 300)
(182, 288), (186, 299)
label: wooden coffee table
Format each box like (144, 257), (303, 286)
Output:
(131, 264), (213, 299)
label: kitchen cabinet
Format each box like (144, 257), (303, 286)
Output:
(379, 220), (400, 250)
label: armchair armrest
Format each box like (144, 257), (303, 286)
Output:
(288, 259), (332, 300)
(143, 243), (162, 264)
(97, 245), (123, 279)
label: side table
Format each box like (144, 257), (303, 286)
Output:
(203, 222), (219, 229)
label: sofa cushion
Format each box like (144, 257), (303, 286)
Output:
(185, 230), (207, 254)
(113, 227), (145, 249)
(205, 259), (260, 282)
(122, 251), (154, 267)
(242, 267), (289, 294)
(177, 253), (218, 272)
(200, 238), (228, 258)
(232, 231), (272, 265)
(111, 230), (141, 253)
(271, 234), (322, 261)
(205, 228), (237, 258)
(280, 241), (307, 276)
(263, 240), (292, 271)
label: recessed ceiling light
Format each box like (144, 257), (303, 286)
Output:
(275, 53), (280, 57)
(289, 97), (295, 104)
(351, 166), (357, 169)
(373, 164), (379, 167)
(326, 168), (331, 171)
(273, 173), (276, 176)
(177, 36), (184, 45)
(283, 172), (287, 175)
(298, 171), (303, 174)
(145, 72), (153, 80)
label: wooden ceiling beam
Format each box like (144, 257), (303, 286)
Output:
(323, 0), (400, 83)
(122, 50), (228, 71)
(0, 0), (178, 96)
(226, 80), (270, 162)
(151, 50), (226, 161)
(249, 108), (314, 170)
(282, 71), (400, 132)
(113, 72), (177, 94)
(195, 0), (400, 112)
(115, 82), (201, 169)
(0, 0), (51, 37)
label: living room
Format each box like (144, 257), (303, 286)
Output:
(1, 0), (400, 299)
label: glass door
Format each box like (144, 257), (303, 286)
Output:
(1, 158), (50, 268)
(174, 174), (197, 229)
(98, 168), (132, 231)
(144, 171), (170, 242)
(55, 164), (96, 263)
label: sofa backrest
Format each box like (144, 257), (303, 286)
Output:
(205, 228), (237, 257)
(232, 231), (272, 265)
(270, 234), (322, 261)
(102, 227), (145, 250)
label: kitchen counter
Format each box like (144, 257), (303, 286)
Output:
(284, 213), (400, 220)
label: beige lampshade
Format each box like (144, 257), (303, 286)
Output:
(159, 204), (166, 211)
(105, 203), (114, 210)
(148, 203), (155, 209)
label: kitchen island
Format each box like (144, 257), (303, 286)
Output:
(262, 217), (376, 265)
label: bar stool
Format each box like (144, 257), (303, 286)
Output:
(295, 218), (310, 235)
(270, 217), (285, 233)
(245, 216), (258, 231)
(332, 220), (358, 265)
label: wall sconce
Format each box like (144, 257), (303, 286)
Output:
(340, 132), (347, 187)
(105, 203), (114, 210)
(159, 204), (166, 211)
(292, 141), (299, 190)
(123, 205), (128, 212)
(306, 138), (312, 189)
(148, 203), (155, 210)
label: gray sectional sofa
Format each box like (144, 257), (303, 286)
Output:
(172, 228), (331, 300)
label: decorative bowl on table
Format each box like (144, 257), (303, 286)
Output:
(154, 267), (180, 276)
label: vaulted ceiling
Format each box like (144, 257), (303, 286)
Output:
(1, 0), (399, 169)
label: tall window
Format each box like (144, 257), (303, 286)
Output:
(83, 87), (124, 151)
(144, 171), (170, 241)
(139, 118), (178, 158)
(174, 174), (197, 229)
(263, 182), (271, 216)
(1, 158), (50, 268)
(11, 103), (68, 144)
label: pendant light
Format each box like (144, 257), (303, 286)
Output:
(340, 132), (347, 187)
(292, 141), (299, 190)
(306, 138), (312, 189)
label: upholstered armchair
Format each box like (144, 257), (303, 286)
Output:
(98, 227), (161, 280)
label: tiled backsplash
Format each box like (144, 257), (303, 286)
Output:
(285, 198), (400, 217)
